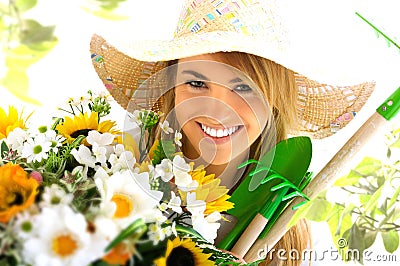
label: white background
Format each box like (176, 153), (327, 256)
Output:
(1, 0), (400, 265)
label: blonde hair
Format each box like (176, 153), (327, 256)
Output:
(155, 52), (311, 266)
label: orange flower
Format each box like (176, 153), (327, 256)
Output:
(0, 106), (29, 139)
(0, 163), (39, 223)
(102, 242), (133, 265)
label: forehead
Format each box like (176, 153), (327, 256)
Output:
(176, 53), (246, 84)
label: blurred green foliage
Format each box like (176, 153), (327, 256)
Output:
(289, 127), (400, 264)
(0, 0), (127, 105)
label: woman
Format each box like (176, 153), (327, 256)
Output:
(90, 0), (374, 264)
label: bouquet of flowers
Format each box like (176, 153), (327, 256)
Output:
(0, 90), (242, 266)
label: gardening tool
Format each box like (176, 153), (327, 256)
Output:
(216, 136), (313, 255)
(243, 87), (400, 262)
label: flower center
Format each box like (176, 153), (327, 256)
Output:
(33, 145), (42, 154)
(52, 234), (78, 257)
(167, 246), (195, 266)
(111, 194), (133, 218)
(70, 129), (91, 138)
(21, 221), (33, 232)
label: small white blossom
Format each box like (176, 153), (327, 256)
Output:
(87, 131), (114, 146)
(109, 150), (136, 173)
(174, 130), (182, 147)
(155, 159), (174, 182)
(130, 110), (143, 126)
(159, 120), (173, 135)
(192, 211), (222, 243)
(71, 145), (96, 168)
(186, 192), (206, 216)
(173, 155), (197, 190)
(92, 143), (107, 165)
(6, 127), (29, 154)
(168, 192), (182, 213)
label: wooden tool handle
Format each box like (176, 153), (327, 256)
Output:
(231, 213), (268, 259)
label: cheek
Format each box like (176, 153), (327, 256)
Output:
(236, 104), (264, 141)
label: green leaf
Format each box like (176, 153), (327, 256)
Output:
(1, 141), (9, 155)
(364, 230), (377, 249)
(327, 204), (352, 238)
(387, 185), (400, 211)
(348, 224), (365, 262)
(353, 157), (382, 176)
(105, 219), (146, 252)
(364, 186), (383, 213)
(175, 224), (204, 240)
(305, 198), (332, 222)
(15, 0), (37, 12)
(0, 69), (41, 105)
(19, 19), (55, 45)
(390, 137), (400, 148)
(382, 230), (399, 253)
(334, 170), (363, 187)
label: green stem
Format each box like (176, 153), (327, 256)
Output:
(356, 12), (400, 50)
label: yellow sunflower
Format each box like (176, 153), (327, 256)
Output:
(154, 237), (215, 266)
(190, 167), (234, 215)
(0, 163), (39, 223)
(56, 111), (120, 145)
(0, 106), (29, 139)
(190, 166), (215, 186)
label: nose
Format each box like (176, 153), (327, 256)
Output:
(208, 83), (237, 109)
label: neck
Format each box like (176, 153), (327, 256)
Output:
(205, 153), (247, 189)
(182, 139), (248, 189)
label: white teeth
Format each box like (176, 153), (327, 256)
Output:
(200, 124), (239, 138)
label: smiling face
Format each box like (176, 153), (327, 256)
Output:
(173, 53), (270, 166)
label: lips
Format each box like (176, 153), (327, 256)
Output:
(199, 123), (241, 138)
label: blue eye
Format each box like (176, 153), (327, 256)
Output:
(233, 84), (252, 93)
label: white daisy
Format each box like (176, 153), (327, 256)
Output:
(159, 120), (173, 135)
(21, 134), (52, 163)
(22, 205), (105, 266)
(44, 130), (65, 153)
(39, 184), (73, 207)
(94, 170), (163, 229)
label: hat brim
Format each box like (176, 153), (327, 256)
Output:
(90, 33), (375, 139)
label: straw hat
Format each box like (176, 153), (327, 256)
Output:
(90, 0), (375, 138)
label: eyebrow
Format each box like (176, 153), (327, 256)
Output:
(181, 70), (209, 80)
(181, 70), (244, 83)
